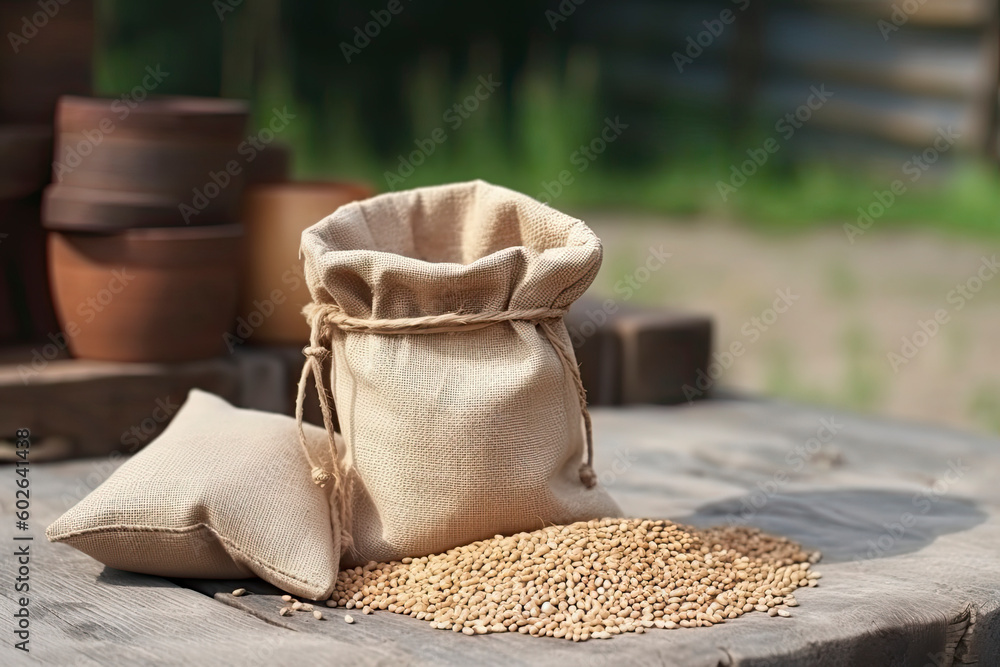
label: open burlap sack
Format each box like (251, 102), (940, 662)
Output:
(47, 390), (341, 599)
(296, 180), (621, 566)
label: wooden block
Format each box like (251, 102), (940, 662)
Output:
(568, 312), (622, 406)
(615, 309), (713, 405)
(566, 297), (713, 406)
(0, 350), (242, 459)
(262, 343), (337, 429)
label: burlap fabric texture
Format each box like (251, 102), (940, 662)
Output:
(296, 180), (622, 567)
(47, 390), (341, 599)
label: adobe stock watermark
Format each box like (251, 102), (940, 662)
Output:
(545, 0), (586, 31)
(844, 125), (960, 243)
(594, 448), (639, 489)
(877, 0), (929, 40)
(717, 84), (833, 201)
(535, 116), (629, 205)
(850, 459), (969, 567)
(213, 0), (243, 21)
(672, 0), (751, 73)
(7, 0), (72, 53)
(567, 245), (672, 348)
(179, 106), (296, 223)
(887, 255), (999, 373)
(340, 0), (413, 63)
(16, 268), (135, 384)
(52, 65), (170, 179)
(682, 288), (800, 401)
(384, 75), (501, 189)
(726, 417), (844, 527)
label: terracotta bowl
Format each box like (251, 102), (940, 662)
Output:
(45, 96), (250, 230)
(238, 182), (375, 344)
(48, 224), (242, 362)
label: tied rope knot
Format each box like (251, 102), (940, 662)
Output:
(296, 331), (354, 552)
(294, 301), (602, 552)
(310, 467), (333, 487)
(302, 345), (330, 362)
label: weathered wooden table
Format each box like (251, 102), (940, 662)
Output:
(3, 397), (999, 666)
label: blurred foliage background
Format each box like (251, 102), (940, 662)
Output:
(89, 0), (1000, 435)
(94, 0), (1000, 235)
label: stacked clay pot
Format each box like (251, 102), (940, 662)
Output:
(238, 181), (375, 344)
(43, 96), (250, 362)
(0, 0), (93, 345)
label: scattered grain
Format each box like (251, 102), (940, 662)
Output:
(231, 588), (246, 597)
(344, 615), (355, 624)
(331, 518), (819, 641)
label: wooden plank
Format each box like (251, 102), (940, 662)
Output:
(168, 399), (1000, 664)
(799, 0), (994, 28)
(0, 460), (396, 665)
(765, 10), (996, 99)
(757, 77), (979, 149)
(14, 397), (1000, 663)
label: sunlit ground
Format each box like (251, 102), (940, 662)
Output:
(585, 215), (1000, 436)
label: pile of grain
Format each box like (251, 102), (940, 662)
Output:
(323, 518), (820, 641)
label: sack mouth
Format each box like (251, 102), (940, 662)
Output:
(299, 181), (602, 318)
(302, 180), (599, 266)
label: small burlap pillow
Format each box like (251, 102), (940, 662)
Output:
(297, 179), (622, 566)
(47, 390), (340, 599)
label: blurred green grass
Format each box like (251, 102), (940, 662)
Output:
(280, 60), (1000, 237)
(96, 35), (1000, 237)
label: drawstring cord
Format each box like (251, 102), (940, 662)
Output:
(294, 303), (600, 551)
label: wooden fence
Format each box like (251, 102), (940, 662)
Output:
(582, 0), (1000, 162)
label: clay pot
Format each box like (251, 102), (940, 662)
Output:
(239, 182), (374, 344)
(0, 125), (52, 200)
(43, 185), (203, 231)
(44, 96), (249, 230)
(0, 195), (59, 343)
(0, 125), (57, 343)
(48, 225), (242, 362)
(0, 0), (92, 123)
(244, 142), (292, 185)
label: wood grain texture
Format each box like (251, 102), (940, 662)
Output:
(565, 297), (713, 406)
(6, 397), (1000, 665)
(0, 459), (397, 666)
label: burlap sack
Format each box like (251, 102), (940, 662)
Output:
(47, 390), (341, 599)
(296, 179), (621, 565)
